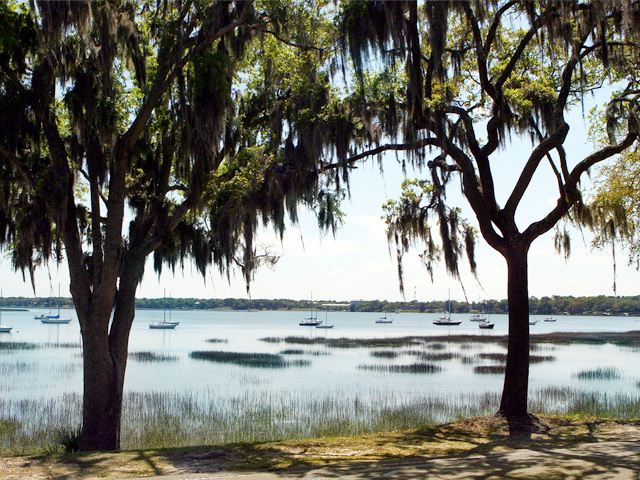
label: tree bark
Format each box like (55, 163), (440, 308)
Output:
(79, 309), (126, 451)
(498, 241), (531, 417)
(78, 254), (144, 451)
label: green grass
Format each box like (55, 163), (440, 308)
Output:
(573, 367), (623, 380)
(358, 363), (443, 373)
(2, 386), (640, 453)
(189, 351), (311, 368)
(473, 365), (506, 374)
(129, 351), (179, 362)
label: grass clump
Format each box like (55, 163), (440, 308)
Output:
(370, 350), (400, 359)
(573, 367), (623, 380)
(358, 363), (443, 374)
(130, 351), (179, 362)
(473, 365), (506, 374)
(0, 342), (40, 351)
(530, 355), (556, 363)
(189, 351), (310, 368)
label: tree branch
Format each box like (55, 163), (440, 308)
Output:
(0, 145), (36, 188)
(319, 138), (439, 172)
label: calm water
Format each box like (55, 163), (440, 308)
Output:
(1, 308), (639, 404)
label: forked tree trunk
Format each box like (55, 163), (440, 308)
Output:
(78, 255), (143, 451)
(498, 242), (531, 417)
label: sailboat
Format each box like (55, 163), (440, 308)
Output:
(376, 313), (393, 324)
(300, 292), (321, 326)
(0, 290), (13, 333)
(316, 308), (334, 329)
(149, 290), (178, 329)
(433, 290), (462, 326)
(34, 286), (58, 320)
(41, 286), (71, 324)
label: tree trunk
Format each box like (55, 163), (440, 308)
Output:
(78, 255), (143, 451)
(498, 242), (531, 417)
(80, 319), (126, 451)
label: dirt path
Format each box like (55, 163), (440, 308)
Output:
(1, 416), (639, 479)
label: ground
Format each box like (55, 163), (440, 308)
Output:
(1, 415), (639, 479)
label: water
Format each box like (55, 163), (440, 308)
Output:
(1, 308), (639, 403)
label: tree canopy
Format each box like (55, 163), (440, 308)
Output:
(337, 0), (640, 418)
(0, 0), (354, 450)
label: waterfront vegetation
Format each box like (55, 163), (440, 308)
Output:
(189, 351), (311, 368)
(129, 352), (179, 362)
(573, 367), (624, 380)
(0, 386), (639, 454)
(260, 331), (640, 349)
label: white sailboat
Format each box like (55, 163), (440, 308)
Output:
(149, 290), (178, 329)
(34, 286), (58, 320)
(316, 308), (334, 329)
(41, 286), (71, 324)
(433, 290), (462, 326)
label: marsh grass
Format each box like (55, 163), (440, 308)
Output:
(358, 363), (443, 373)
(473, 365), (506, 374)
(189, 351), (310, 368)
(530, 355), (556, 363)
(129, 351), (179, 362)
(260, 336), (421, 348)
(573, 367), (623, 380)
(370, 350), (400, 359)
(280, 349), (304, 355)
(2, 386), (640, 453)
(478, 353), (507, 362)
(0, 342), (40, 351)
(415, 352), (458, 361)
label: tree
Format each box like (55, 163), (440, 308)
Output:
(0, 0), (344, 450)
(339, 1), (640, 418)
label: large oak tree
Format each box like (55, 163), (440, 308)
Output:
(0, 0), (349, 451)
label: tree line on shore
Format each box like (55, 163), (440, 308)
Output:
(5, 294), (639, 316)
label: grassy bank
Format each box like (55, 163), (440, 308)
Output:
(1, 386), (639, 454)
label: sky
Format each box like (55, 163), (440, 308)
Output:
(1, 100), (639, 303)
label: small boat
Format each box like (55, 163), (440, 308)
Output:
(149, 321), (177, 329)
(544, 317), (557, 322)
(299, 319), (322, 326)
(40, 286), (71, 324)
(316, 308), (334, 328)
(529, 320), (538, 325)
(478, 321), (494, 329)
(433, 290), (461, 326)
(433, 317), (462, 326)
(469, 314), (487, 322)
(301, 292), (321, 326)
(35, 286), (60, 319)
(41, 317), (71, 324)
(150, 289), (178, 329)
(376, 314), (393, 324)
